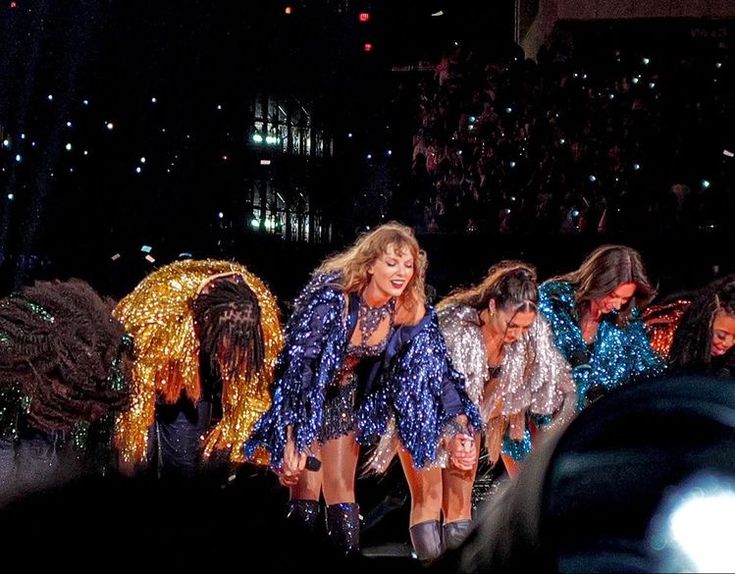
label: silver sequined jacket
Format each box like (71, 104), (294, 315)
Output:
(437, 304), (576, 464)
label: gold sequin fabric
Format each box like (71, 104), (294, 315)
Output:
(112, 259), (283, 465)
(642, 300), (690, 358)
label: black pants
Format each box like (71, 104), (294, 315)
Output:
(151, 398), (213, 480)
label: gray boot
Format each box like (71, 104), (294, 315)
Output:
(287, 499), (320, 532)
(325, 502), (360, 555)
(443, 519), (473, 551)
(410, 519), (443, 562)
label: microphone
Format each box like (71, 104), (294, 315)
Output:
(305, 455), (322, 472)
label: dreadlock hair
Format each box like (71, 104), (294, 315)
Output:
(438, 260), (538, 316)
(0, 278), (132, 435)
(554, 244), (656, 327)
(669, 274), (735, 374)
(192, 275), (266, 394)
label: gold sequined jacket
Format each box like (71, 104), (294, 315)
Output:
(112, 259), (283, 465)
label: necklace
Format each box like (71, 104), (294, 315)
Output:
(358, 295), (396, 344)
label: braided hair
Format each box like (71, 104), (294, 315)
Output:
(0, 278), (132, 436)
(192, 275), (266, 394)
(669, 274), (735, 375)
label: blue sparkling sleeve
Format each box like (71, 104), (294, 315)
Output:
(357, 309), (481, 468)
(244, 274), (347, 469)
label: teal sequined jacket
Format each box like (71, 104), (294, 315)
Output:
(538, 280), (664, 411)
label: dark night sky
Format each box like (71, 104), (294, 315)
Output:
(0, 0), (513, 292)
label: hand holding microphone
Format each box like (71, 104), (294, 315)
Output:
(277, 428), (321, 486)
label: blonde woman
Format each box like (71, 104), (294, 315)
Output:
(245, 222), (480, 555)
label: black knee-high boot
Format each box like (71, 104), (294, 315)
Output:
(443, 519), (473, 552)
(410, 519), (443, 562)
(287, 499), (321, 532)
(325, 502), (360, 555)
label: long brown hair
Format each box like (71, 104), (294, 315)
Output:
(554, 244), (656, 325)
(315, 221), (427, 313)
(438, 260), (538, 315)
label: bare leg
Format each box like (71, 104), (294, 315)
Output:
(442, 430), (480, 522)
(399, 449), (444, 562)
(398, 449), (443, 525)
(320, 432), (359, 504)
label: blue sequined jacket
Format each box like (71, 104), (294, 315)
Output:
(245, 272), (481, 469)
(538, 280), (664, 411)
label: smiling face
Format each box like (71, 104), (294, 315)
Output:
(711, 310), (735, 357)
(593, 282), (637, 316)
(365, 243), (415, 303)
